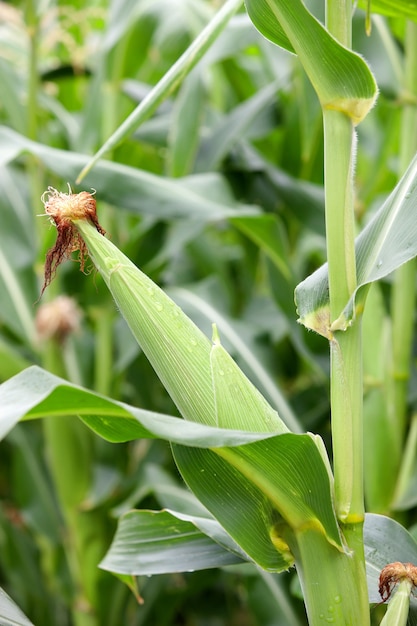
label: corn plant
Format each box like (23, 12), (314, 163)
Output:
(2, 1), (417, 625)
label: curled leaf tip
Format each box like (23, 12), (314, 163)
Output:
(211, 323), (221, 345)
(39, 185), (106, 297)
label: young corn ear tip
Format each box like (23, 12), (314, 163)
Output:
(41, 185), (102, 227)
(379, 561), (417, 602)
(39, 185), (106, 297)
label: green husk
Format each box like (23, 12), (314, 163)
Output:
(74, 219), (289, 434)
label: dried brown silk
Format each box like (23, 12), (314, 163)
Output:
(379, 561), (417, 603)
(40, 187), (105, 296)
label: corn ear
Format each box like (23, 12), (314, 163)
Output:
(380, 579), (412, 626)
(210, 324), (287, 433)
(74, 219), (289, 433)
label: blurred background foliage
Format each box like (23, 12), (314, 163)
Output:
(0, 0), (413, 624)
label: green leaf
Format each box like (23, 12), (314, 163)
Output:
(99, 510), (245, 575)
(0, 337), (31, 379)
(218, 435), (341, 547)
(244, 1), (294, 52)
(0, 587), (35, 626)
(173, 433), (343, 571)
(245, 0), (377, 123)
(0, 167), (37, 347)
(7, 425), (62, 542)
(231, 215), (292, 280)
(0, 126), (258, 221)
(0, 365), (281, 448)
(0, 60), (26, 134)
(167, 70), (205, 177)
(296, 152), (417, 336)
(358, 0), (417, 21)
(195, 81), (279, 172)
(1, 367), (337, 578)
(232, 145), (325, 235)
(0, 249), (36, 348)
(173, 444), (293, 572)
(77, 0), (244, 181)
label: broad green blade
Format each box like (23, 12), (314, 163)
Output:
(0, 126), (258, 221)
(173, 444), (294, 572)
(0, 587), (34, 626)
(99, 510), (245, 575)
(245, 0), (377, 123)
(358, 0), (417, 21)
(0, 366), (281, 448)
(244, 1), (294, 52)
(174, 433), (343, 571)
(0, 245), (36, 347)
(166, 509), (251, 559)
(0, 168), (37, 347)
(217, 436), (342, 547)
(296, 152), (417, 336)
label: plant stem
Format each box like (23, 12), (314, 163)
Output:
(323, 102), (361, 524)
(324, 0), (362, 521)
(391, 21), (417, 446)
(288, 525), (369, 625)
(325, 0), (351, 48)
(42, 339), (100, 626)
(323, 1), (369, 623)
(323, 111), (357, 321)
(92, 307), (114, 396)
(330, 323), (363, 520)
